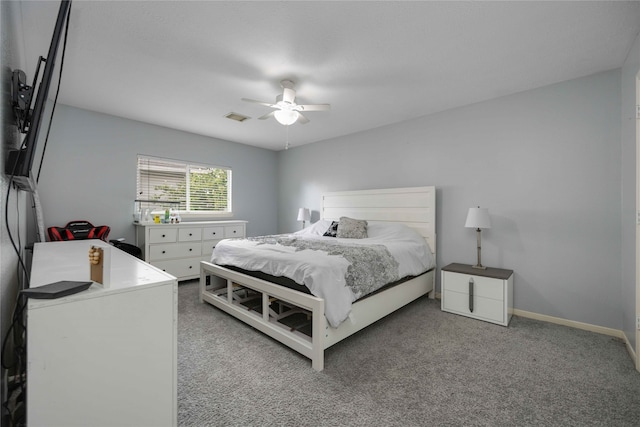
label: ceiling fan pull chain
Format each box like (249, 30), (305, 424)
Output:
(285, 125), (290, 150)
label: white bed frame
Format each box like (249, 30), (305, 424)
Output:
(199, 186), (436, 371)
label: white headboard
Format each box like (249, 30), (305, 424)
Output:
(321, 186), (436, 257)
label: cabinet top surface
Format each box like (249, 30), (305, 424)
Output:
(442, 263), (513, 280)
(30, 240), (176, 307)
(134, 220), (247, 227)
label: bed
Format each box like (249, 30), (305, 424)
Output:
(199, 186), (436, 371)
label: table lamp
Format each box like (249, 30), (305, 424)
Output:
(465, 206), (491, 269)
(297, 208), (310, 229)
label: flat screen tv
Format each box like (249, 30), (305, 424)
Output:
(5, 0), (72, 192)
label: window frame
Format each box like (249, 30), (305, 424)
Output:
(136, 154), (233, 219)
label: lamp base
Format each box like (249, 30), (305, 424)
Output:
(473, 229), (487, 270)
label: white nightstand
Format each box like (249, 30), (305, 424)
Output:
(441, 263), (513, 326)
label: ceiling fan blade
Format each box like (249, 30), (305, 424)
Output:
(258, 111), (275, 120)
(297, 104), (331, 112)
(297, 112), (310, 124)
(241, 98), (275, 108)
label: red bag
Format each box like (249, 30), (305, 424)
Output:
(47, 220), (110, 242)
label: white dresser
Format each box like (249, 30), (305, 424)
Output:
(135, 220), (247, 281)
(441, 263), (514, 326)
(27, 239), (177, 427)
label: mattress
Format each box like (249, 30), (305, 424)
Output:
(221, 264), (431, 298)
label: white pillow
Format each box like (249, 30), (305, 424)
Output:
(293, 219), (334, 236)
(366, 222), (423, 241)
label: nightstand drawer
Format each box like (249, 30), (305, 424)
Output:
(442, 290), (504, 324)
(442, 272), (504, 300)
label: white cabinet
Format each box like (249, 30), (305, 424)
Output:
(135, 220), (247, 281)
(441, 263), (513, 326)
(27, 240), (177, 427)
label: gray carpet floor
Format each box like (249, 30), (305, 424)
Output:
(177, 280), (640, 426)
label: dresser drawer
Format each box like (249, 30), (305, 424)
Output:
(202, 239), (224, 258)
(149, 228), (177, 244)
(179, 228), (202, 242)
(203, 226), (224, 240)
(152, 258), (200, 279)
(224, 225), (244, 238)
(149, 242), (202, 261)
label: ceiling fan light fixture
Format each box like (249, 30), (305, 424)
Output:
(242, 79), (329, 125)
(274, 109), (299, 125)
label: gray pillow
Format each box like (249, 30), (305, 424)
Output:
(337, 217), (368, 239)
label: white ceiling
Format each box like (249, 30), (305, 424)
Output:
(18, 1), (640, 151)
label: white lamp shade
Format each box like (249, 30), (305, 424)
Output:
(275, 109), (299, 125)
(465, 207), (491, 229)
(297, 208), (310, 222)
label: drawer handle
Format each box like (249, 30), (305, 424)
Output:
(233, 230), (237, 234)
(189, 233), (193, 236)
(189, 266), (193, 269)
(162, 234), (165, 238)
(189, 248), (193, 252)
(212, 232), (216, 235)
(469, 278), (474, 313)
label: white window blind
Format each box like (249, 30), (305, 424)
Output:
(137, 155), (231, 213)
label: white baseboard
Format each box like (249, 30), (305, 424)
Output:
(512, 308), (625, 338)
(512, 309), (639, 372)
(623, 334), (637, 367)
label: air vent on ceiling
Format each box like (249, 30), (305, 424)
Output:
(225, 112), (250, 122)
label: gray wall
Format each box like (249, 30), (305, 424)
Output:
(620, 32), (639, 351)
(36, 105), (279, 243)
(278, 69), (623, 330)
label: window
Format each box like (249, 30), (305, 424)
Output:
(136, 155), (232, 215)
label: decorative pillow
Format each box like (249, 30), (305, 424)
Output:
(323, 221), (339, 237)
(337, 217), (368, 239)
(293, 219), (332, 236)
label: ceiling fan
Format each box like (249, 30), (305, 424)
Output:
(242, 80), (330, 125)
